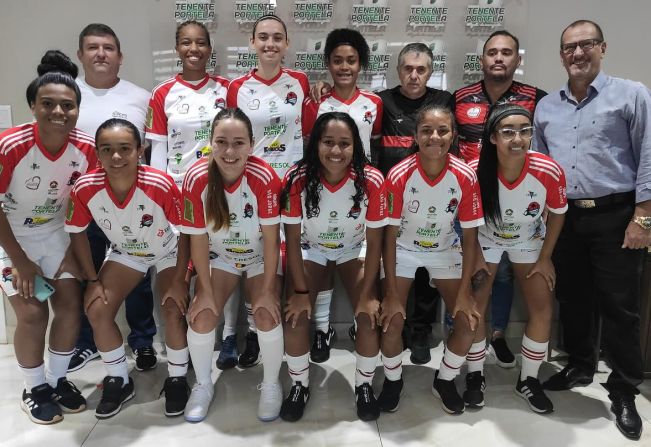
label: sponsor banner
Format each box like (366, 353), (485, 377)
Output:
(234, 1), (276, 24)
(293, 0), (334, 24)
(294, 38), (328, 74)
(174, 0), (216, 23)
(465, 0), (505, 30)
(408, 0), (448, 30)
(350, 0), (391, 29)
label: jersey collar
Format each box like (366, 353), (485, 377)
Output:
(105, 166), (139, 209)
(175, 73), (210, 90)
(330, 87), (361, 105)
(498, 152), (530, 190)
(416, 152), (449, 187)
(320, 167), (353, 193)
(250, 67), (284, 86)
(33, 122), (70, 162)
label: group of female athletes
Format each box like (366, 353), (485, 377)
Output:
(0, 15), (567, 426)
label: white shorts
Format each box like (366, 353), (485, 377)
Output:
(382, 247), (463, 282)
(481, 246), (541, 264)
(210, 249), (284, 278)
(0, 230), (74, 296)
(302, 243), (365, 266)
(106, 248), (178, 274)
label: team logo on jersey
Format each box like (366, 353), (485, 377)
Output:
(248, 99), (260, 110)
(527, 191), (537, 198)
(66, 201), (74, 221)
(505, 209), (513, 216)
(67, 171), (82, 186)
(137, 205), (145, 211)
(174, 153), (183, 164)
(408, 200), (420, 213)
(171, 129), (182, 138)
(330, 211), (338, 218)
(30, 163), (40, 171)
(139, 214), (153, 228)
(409, 187), (419, 195)
(493, 231), (520, 240)
(347, 205), (361, 219)
(23, 217), (52, 228)
(413, 240), (439, 249)
(448, 187), (457, 195)
(388, 192), (394, 213)
(214, 97), (226, 109)
(318, 242), (344, 250)
(467, 106), (481, 118)
(243, 203), (254, 218)
(269, 100), (279, 114)
(445, 198), (458, 213)
(2, 267), (12, 282)
(49, 181), (58, 189)
(285, 91), (298, 106)
(524, 202), (541, 217)
(122, 226), (133, 236)
(69, 161), (79, 168)
(146, 106), (153, 129)
(226, 247), (254, 254)
(363, 111), (373, 124)
(25, 176), (41, 190)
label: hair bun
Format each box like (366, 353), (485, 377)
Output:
(36, 50), (78, 78)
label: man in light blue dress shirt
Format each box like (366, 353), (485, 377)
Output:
(534, 19), (651, 441)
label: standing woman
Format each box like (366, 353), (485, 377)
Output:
(0, 51), (95, 424)
(280, 112), (387, 422)
(226, 14), (310, 368)
(383, 105), (482, 415)
(66, 119), (191, 419)
(181, 108), (284, 423)
(470, 103), (567, 414)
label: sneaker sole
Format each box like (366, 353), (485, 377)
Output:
(514, 388), (553, 414)
(20, 400), (63, 425)
(379, 389), (403, 413)
(431, 385), (464, 415)
(165, 408), (186, 417)
(185, 412), (208, 423)
(95, 389), (136, 419)
(59, 402), (87, 413)
(488, 345), (516, 369)
(135, 363), (158, 372)
(67, 351), (100, 373)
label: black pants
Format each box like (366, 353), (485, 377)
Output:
(405, 267), (440, 335)
(553, 201), (644, 394)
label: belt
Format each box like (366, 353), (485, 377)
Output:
(568, 191), (635, 209)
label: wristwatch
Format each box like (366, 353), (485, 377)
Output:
(632, 216), (651, 230)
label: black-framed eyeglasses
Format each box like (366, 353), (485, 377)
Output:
(561, 39), (603, 55)
(496, 126), (534, 140)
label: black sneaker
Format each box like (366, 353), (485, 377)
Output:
(21, 384), (63, 425)
(52, 378), (86, 413)
(95, 376), (135, 419)
(238, 331), (261, 368)
(310, 325), (335, 363)
(160, 376), (190, 417)
(280, 382), (310, 422)
(410, 330), (431, 364)
(348, 324), (356, 342)
(134, 346), (157, 371)
(378, 378), (403, 412)
(489, 338), (516, 368)
(355, 383), (380, 421)
(515, 377), (554, 414)
(216, 335), (238, 370)
(463, 371), (486, 408)
(432, 371), (464, 414)
(67, 347), (100, 372)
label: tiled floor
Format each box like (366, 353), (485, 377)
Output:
(0, 337), (649, 447)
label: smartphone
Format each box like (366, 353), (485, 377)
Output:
(34, 275), (56, 302)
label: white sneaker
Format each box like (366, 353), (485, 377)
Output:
(257, 381), (282, 422)
(184, 382), (214, 422)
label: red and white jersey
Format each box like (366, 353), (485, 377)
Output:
(227, 68), (309, 178)
(282, 164), (387, 256)
(65, 166), (181, 259)
(387, 153), (484, 252)
(0, 122), (98, 237)
(468, 152), (568, 248)
(145, 74), (228, 186)
(302, 88), (383, 159)
(181, 156), (281, 268)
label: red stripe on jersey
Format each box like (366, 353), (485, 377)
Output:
(381, 135), (413, 148)
(183, 157), (209, 192)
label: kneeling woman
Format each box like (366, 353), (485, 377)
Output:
(181, 107), (284, 423)
(470, 103), (567, 414)
(383, 105), (483, 415)
(281, 112), (387, 422)
(66, 119), (191, 419)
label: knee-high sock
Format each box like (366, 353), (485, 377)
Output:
(314, 289), (333, 333)
(166, 345), (189, 377)
(520, 335), (548, 380)
(355, 352), (378, 387)
(286, 352), (310, 387)
(46, 347), (74, 387)
(382, 352), (403, 381)
(222, 289), (239, 339)
(187, 327), (215, 386)
(466, 339), (486, 374)
(257, 325), (283, 384)
(438, 348), (465, 381)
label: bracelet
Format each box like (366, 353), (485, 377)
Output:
(294, 289), (309, 295)
(88, 277), (100, 283)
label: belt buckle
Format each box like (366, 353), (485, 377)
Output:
(574, 199), (596, 209)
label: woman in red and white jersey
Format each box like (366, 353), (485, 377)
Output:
(146, 20), (228, 188)
(0, 51), (96, 424)
(66, 119), (190, 419)
(280, 112), (387, 422)
(181, 108), (284, 423)
(383, 105), (483, 415)
(471, 103), (567, 414)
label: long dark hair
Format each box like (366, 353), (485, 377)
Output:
(26, 50), (80, 107)
(206, 107), (254, 232)
(95, 118), (142, 148)
(281, 112), (367, 219)
(477, 103), (532, 226)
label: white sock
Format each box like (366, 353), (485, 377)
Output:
(382, 352), (403, 381)
(19, 362), (46, 391)
(286, 353), (310, 387)
(314, 289), (333, 333)
(222, 289), (239, 339)
(438, 348), (465, 381)
(166, 345), (189, 377)
(355, 352), (378, 387)
(187, 327), (215, 386)
(245, 302), (257, 333)
(520, 335), (548, 381)
(99, 345), (129, 384)
(46, 347), (74, 387)
(466, 339), (486, 374)
(257, 325), (283, 384)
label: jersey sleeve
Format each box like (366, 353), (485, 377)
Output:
(385, 169), (407, 226)
(544, 162), (568, 214)
(301, 98), (318, 140)
(0, 145), (18, 201)
(226, 77), (243, 108)
(364, 167), (388, 228)
(64, 185), (93, 232)
(371, 99), (383, 139)
(458, 170), (485, 228)
(248, 164), (281, 226)
(181, 169), (208, 234)
(281, 169), (304, 224)
(164, 179), (184, 226)
(145, 86), (169, 140)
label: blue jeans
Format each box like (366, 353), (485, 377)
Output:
(491, 252), (514, 333)
(76, 221), (156, 351)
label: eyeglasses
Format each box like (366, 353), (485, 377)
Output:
(496, 126), (534, 140)
(560, 39), (603, 55)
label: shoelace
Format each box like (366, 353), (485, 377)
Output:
(58, 379), (81, 395)
(290, 385), (302, 402)
(137, 346), (155, 356)
(358, 385), (371, 403)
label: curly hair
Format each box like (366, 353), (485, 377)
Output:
(281, 112), (368, 219)
(324, 28), (370, 70)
